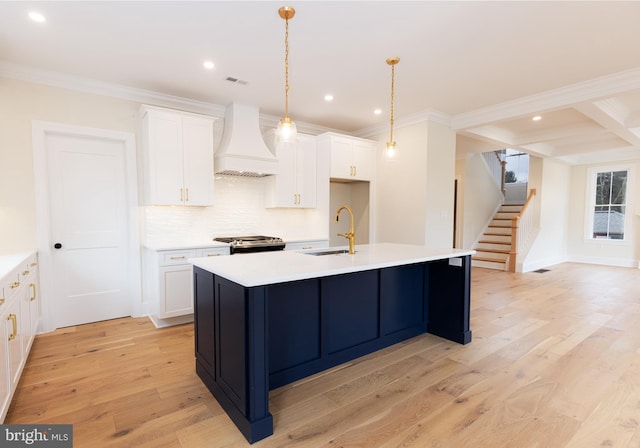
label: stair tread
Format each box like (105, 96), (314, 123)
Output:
(475, 248), (510, 254)
(472, 256), (507, 263)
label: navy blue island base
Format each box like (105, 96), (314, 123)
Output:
(193, 255), (472, 443)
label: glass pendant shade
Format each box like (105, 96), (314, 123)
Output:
(385, 141), (397, 158)
(276, 116), (297, 143)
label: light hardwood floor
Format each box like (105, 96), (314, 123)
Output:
(6, 263), (640, 447)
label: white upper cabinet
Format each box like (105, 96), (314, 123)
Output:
(141, 106), (215, 206)
(320, 133), (377, 181)
(266, 133), (317, 208)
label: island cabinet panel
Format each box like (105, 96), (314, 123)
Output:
(322, 270), (379, 355)
(193, 268), (273, 444)
(426, 257), (472, 344)
(267, 279), (321, 375)
(215, 276), (247, 414)
(380, 264), (427, 337)
(194, 267), (215, 377)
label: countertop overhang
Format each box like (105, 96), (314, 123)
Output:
(190, 243), (475, 287)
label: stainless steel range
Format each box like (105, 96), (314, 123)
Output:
(213, 235), (285, 254)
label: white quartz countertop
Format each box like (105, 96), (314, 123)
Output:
(190, 243), (475, 287)
(0, 251), (36, 280)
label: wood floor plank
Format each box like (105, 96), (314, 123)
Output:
(5, 262), (640, 447)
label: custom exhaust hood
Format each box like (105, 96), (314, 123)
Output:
(215, 103), (278, 177)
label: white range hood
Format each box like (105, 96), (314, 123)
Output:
(215, 103), (278, 177)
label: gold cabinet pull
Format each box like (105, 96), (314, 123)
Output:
(8, 314), (17, 341)
(22, 270), (30, 276)
(180, 188), (184, 202)
(206, 253), (221, 257)
(170, 256), (186, 260)
(30, 262), (37, 267)
(10, 281), (20, 289)
(185, 188), (189, 202)
(30, 283), (37, 302)
(0, 298), (5, 306)
(354, 165), (357, 176)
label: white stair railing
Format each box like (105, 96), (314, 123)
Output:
(482, 151), (506, 195)
(509, 189), (537, 272)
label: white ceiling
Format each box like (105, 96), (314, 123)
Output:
(2, 1), (640, 164)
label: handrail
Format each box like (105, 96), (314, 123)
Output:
(508, 188), (537, 272)
(482, 150), (507, 195)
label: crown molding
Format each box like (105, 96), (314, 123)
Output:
(354, 108), (452, 139)
(0, 60), (344, 135)
(451, 66), (640, 131)
(0, 61), (230, 117)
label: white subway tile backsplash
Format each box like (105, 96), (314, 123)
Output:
(144, 176), (327, 246)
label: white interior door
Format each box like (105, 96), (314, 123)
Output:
(35, 123), (139, 329)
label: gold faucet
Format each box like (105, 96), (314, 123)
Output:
(335, 205), (356, 254)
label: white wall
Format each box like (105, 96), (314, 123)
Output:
(374, 120), (456, 248)
(455, 153), (504, 249)
(0, 77), (328, 253)
(0, 77), (139, 252)
(424, 121), (456, 248)
(522, 157), (571, 271)
(566, 159), (640, 267)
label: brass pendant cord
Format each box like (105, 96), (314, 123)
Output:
(283, 13), (290, 119)
(386, 57), (400, 148)
(389, 62), (395, 143)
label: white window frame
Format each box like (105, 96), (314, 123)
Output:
(584, 164), (634, 244)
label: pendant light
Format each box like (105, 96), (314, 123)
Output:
(276, 6), (297, 143)
(386, 57), (400, 158)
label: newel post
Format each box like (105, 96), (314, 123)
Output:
(509, 215), (519, 272)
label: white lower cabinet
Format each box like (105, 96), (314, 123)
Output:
(145, 246), (229, 327)
(0, 252), (39, 422)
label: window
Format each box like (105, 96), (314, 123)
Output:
(587, 167), (630, 240)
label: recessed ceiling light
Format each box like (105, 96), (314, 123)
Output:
(374, 108), (382, 115)
(532, 115), (542, 121)
(203, 61), (215, 70)
(324, 94), (334, 102)
(28, 11), (46, 23)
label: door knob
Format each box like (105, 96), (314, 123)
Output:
(54, 243), (62, 249)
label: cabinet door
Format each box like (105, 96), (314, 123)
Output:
(182, 116), (214, 206)
(5, 297), (23, 390)
(295, 135), (317, 208)
(322, 270), (379, 355)
(330, 138), (353, 179)
(272, 141), (297, 207)
(158, 265), (194, 318)
(145, 110), (184, 205)
(352, 141), (376, 181)
(0, 308), (10, 420)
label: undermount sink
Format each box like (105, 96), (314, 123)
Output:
(304, 249), (355, 256)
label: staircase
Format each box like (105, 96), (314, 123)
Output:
(472, 204), (523, 270)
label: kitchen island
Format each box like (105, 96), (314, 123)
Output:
(190, 243), (474, 443)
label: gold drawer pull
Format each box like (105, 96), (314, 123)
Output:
(30, 262), (37, 267)
(170, 256), (186, 260)
(22, 270), (30, 276)
(207, 253), (221, 257)
(0, 298), (5, 306)
(8, 314), (17, 341)
(10, 281), (20, 289)
(30, 283), (37, 302)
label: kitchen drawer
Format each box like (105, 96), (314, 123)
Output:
(160, 250), (197, 266)
(284, 240), (329, 251)
(196, 247), (230, 258)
